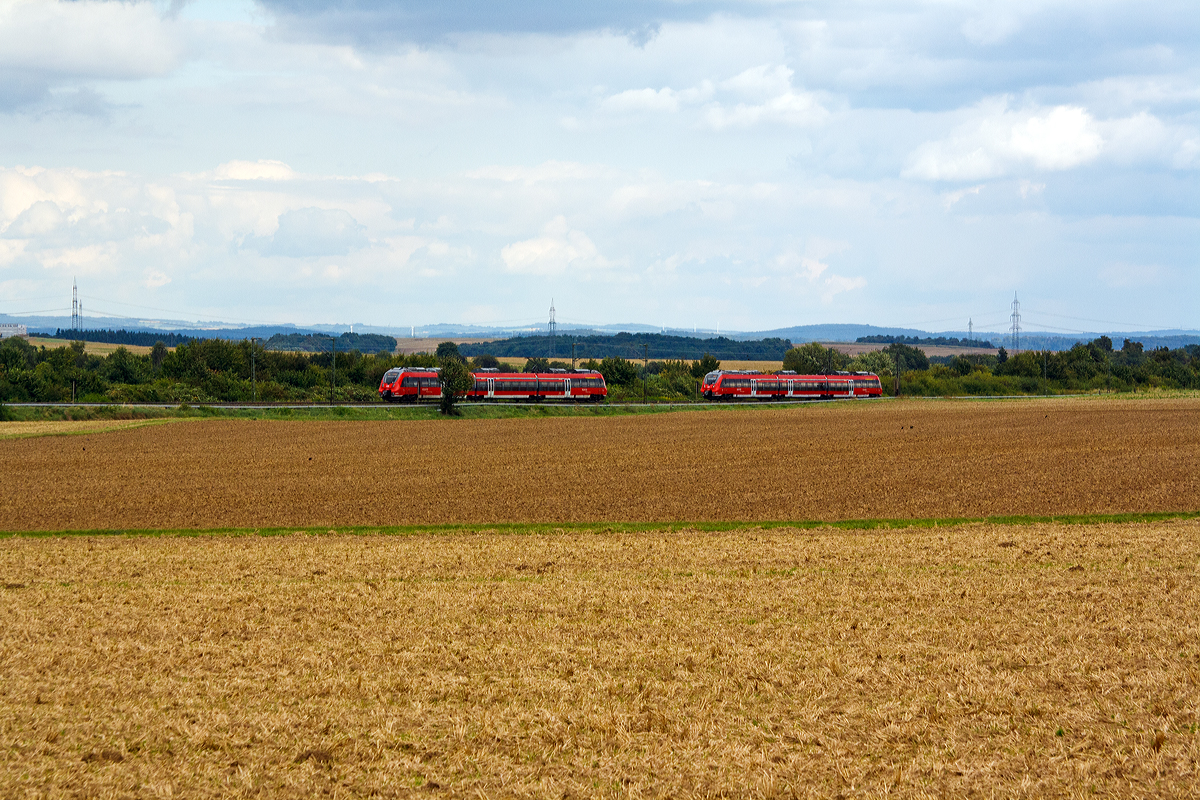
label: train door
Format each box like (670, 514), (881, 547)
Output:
(564, 378), (571, 398)
(487, 378), (494, 398)
(750, 380), (757, 398)
(787, 379), (794, 398)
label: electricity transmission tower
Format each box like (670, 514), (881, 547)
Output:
(72, 279), (80, 332)
(548, 299), (557, 359)
(1010, 293), (1021, 353)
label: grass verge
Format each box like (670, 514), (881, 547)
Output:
(4, 509), (1199, 539)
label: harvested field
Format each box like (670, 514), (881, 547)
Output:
(1, 520), (1198, 797)
(2, 397), (1198, 531)
(23, 337), (163, 356)
(394, 337), (496, 355)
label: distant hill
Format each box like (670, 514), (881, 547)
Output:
(749, 324), (932, 343)
(459, 332), (793, 361)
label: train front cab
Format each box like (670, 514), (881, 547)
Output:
(379, 367), (442, 402)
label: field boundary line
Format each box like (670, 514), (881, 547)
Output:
(4, 510), (1199, 539)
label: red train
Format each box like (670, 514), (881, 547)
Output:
(701, 370), (883, 400)
(379, 367), (607, 403)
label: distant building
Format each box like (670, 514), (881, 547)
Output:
(0, 323), (27, 339)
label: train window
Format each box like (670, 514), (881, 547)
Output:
(474, 380), (487, 391)
(401, 376), (419, 388)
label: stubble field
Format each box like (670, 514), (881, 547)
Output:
(2, 521), (1198, 798)
(2, 396), (1198, 531)
(3, 397), (1198, 797)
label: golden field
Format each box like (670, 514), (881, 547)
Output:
(23, 337), (162, 356)
(1, 520), (1198, 797)
(2, 397), (1198, 531)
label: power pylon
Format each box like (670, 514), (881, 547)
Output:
(1010, 293), (1021, 353)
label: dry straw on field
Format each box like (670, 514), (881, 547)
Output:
(3, 397), (1199, 531)
(2, 521), (1198, 797)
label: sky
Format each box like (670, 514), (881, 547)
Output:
(0, 0), (1197, 336)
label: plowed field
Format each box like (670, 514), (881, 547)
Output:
(2, 521), (1197, 797)
(3, 397), (1198, 531)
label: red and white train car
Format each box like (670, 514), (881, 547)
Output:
(379, 367), (607, 403)
(701, 370), (882, 400)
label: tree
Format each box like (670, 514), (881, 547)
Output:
(690, 353), (720, 379)
(436, 341), (464, 362)
(783, 342), (847, 374)
(438, 358), (473, 415)
(471, 353), (500, 370)
(151, 341), (168, 372)
(882, 342), (928, 372)
(598, 356), (639, 387)
(997, 346), (1008, 365)
(950, 355), (974, 376)
(847, 350), (894, 375)
(523, 357), (550, 373)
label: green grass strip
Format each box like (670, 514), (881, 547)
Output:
(3, 510), (1198, 539)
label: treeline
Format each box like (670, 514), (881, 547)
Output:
(264, 332), (396, 355)
(3, 334), (1198, 406)
(799, 337), (1200, 395)
(0, 336), (428, 404)
(459, 332), (792, 361)
(44, 328), (199, 347)
(857, 334), (995, 348)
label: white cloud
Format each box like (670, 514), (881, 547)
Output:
(904, 101), (1106, 181)
(704, 65), (827, 129)
(0, 0), (183, 80)
(905, 99), (1200, 180)
(773, 248), (866, 304)
(143, 269), (170, 289)
(719, 65), (794, 100)
(821, 273), (867, 304)
(942, 184), (983, 209)
(602, 87), (681, 113)
(213, 160), (298, 182)
(501, 216), (614, 277)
